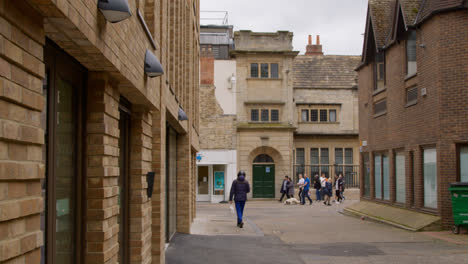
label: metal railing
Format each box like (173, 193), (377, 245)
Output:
(293, 165), (360, 189)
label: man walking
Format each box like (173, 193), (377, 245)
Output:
(279, 175), (289, 202)
(297, 174), (304, 200)
(301, 174), (313, 205)
(313, 174), (321, 201)
(229, 171), (251, 228)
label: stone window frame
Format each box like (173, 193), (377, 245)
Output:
(250, 107), (280, 123)
(297, 105), (340, 124)
(249, 62), (281, 79)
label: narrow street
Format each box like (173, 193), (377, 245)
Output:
(167, 201), (468, 264)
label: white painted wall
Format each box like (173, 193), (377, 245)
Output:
(197, 149), (237, 202)
(214, 60), (236, 115)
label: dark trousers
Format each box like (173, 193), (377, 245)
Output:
(279, 192), (290, 202)
(336, 190), (342, 202)
(235, 201), (246, 224)
(301, 189), (313, 204)
(315, 189), (321, 201)
(298, 188), (303, 200)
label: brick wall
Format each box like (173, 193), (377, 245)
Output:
(0, 2), (45, 263)
(358, 10), (468, 228)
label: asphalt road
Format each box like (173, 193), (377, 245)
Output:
(166, 201), (468, 264)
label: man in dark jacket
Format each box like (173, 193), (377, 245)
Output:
(278, 176), (289, 202)
(313, 174), (321, 201)
(229, 171), (251, 228)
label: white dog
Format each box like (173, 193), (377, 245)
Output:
(284, 197), (301, 205)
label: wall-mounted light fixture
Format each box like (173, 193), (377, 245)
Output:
(178, 107), (188, 121)
(98, 0), (132, 23)
(144, 50), (164, 77)
(146, 171), (155, 198)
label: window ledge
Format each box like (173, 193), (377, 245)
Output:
(405, 101), (417, 108)
(373, 88), (386, 96)
(373, 111), (387, 118)
(404, 73), (417, 81)
(247, 78), (283, 81)
(249, 121), (281, 124)
(298, 121), (340, 124)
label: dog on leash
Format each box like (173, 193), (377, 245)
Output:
(284, 197), (301, 205)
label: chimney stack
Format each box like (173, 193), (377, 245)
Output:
(305, 34), (323, 56)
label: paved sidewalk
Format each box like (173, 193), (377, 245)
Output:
(166, 201), (468, 264)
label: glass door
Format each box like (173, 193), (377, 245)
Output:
(43, 40), (86, 264)
(197, 166), (210, 201)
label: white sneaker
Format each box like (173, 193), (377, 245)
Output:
(336, 201), (340, 204)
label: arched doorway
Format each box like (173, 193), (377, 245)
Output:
(252, 154), (275, 198)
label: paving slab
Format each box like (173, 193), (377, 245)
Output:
(166, 201), (468, 264)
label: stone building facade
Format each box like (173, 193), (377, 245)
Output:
(293, 36), (360, 189)
(232, 31), (298, 199)
(0, 1), (200, 263)
(357, 0), (468, 228)
(230, 31), (360, 199)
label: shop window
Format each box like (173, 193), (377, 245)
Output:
(251, 63), (258, 78)
(406, 30), (417, 76)
(311, 110), (318, 122)
(423, 148), (437, 208)
(271, 109), (279, 122)
(213, 165), (226, 195)
(335, 148), (343, 165)
(396, 153), (406, 203)
(251, 109), (259, 121)
(321, 148), (329, 177)
(311, 148), (319, 165)
(261, 63), (269, 78)
(345, 148), (353, 164)
(374, 153), (389, 200)
(375, 155), (382, 199)
(320, 109), (327, 122)
(301, 109), (309, 122)
(329, 109), (336, 122)
(271, 63), (279, 78)
(296, 148), (305, 165)
(460, 146), (468, 182)
(363, 153), (370, 197)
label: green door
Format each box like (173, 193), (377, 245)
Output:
(253, 165), (275, 198)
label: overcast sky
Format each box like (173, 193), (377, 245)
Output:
(200, 0), (369, 56)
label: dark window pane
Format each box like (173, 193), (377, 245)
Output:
(261, 63), (269, 78)
(335, 148), (343, 165)
(329, 110), (336, 122)
(261, 109), (269, 122)
(254, 154), (274, 163)
(345, 148), (353, 164)
(301, 109), (309, 122)
(270, 63), (278, 78)
(321, 148), (329, 164)
(311, 148), (319, 165)
(296, 148), (305, 165)
(407, 87), (418, 104)
(374, 100), (387, 115)
(271, 109), (279, 122)
(320, 109), (327, 122)
(311, 110), (318, 122)
(251, 63), (258, 78)
(251, 109), (259, 121)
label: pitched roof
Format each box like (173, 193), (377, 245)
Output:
(293, 55), (361, 89)
(400, 0), (422, 25)
(368, 0), (395, 48)
(415, 0), (466, 24)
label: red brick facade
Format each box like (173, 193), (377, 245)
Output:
(358, 2), (468, 228)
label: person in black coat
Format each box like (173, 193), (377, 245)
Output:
(313, 174), (321, 201)
(278, 175), (289, 202)
(229, 171), (251, 228)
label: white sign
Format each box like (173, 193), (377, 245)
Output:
(266, 167), (270, 173)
